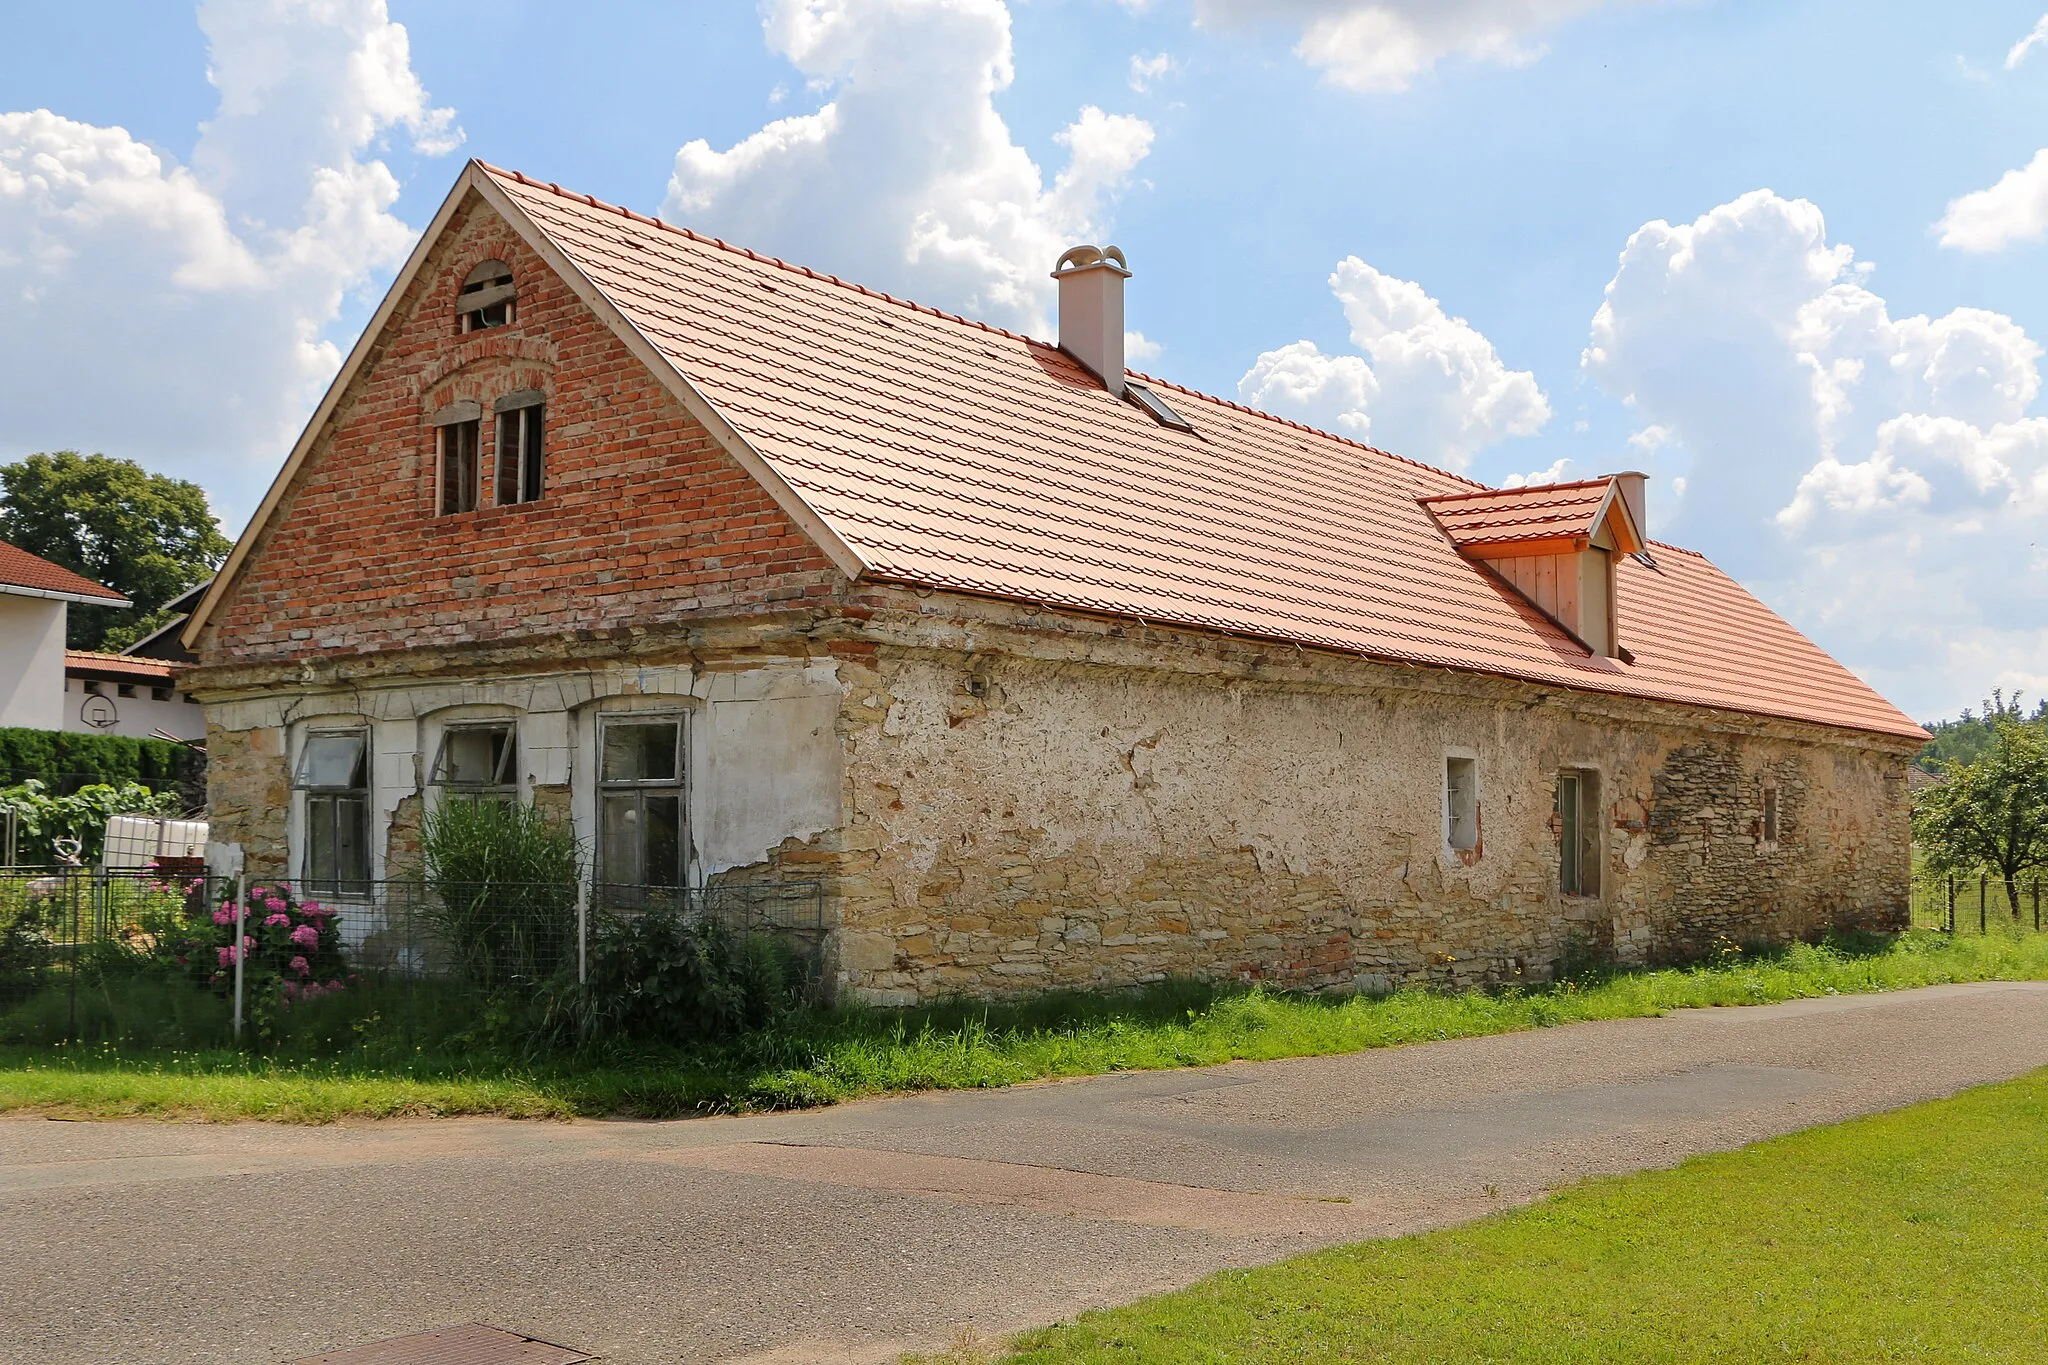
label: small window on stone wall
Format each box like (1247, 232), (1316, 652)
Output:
(1559, 768), (1601, 897)
(458, 259), (515, 332)
(1445, 756), (1479, 853)
(1760, 786), (1780, 849)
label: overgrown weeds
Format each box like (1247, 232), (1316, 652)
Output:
(4, 928), (2047, 1123)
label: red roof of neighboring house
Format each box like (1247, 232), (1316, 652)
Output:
(64, 651), (178, 685)
(477, 166), (1924, 742)
(1423, 480), (1625, 552)
(0, 541), (128, 604)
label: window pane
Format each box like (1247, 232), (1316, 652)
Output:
(603, 721), (679, 782)
(437, 726), (511, 786)
(522, 405), (545, 503)
(308, 794), (337, 885)
(496, 411), (519, 505)
(1559, 774), (1580, 894)
(643, 795), (683, 888)
(601, 793), (641, 885)
(335, 796), (369, 891)
(297, 734), (365, 790)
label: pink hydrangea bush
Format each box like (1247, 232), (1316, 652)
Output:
(160, 883), (352, 1015)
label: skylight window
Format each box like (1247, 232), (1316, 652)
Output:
(1125, 380), (1192, 432)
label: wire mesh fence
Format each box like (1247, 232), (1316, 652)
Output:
(0, 867), (825, 1049)
(1911, 869), (2047, 935)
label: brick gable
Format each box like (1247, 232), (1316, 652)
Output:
(201, 195), (845, 663)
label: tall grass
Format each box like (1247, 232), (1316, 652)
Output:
(417, 798), (580, 991)
(4, 928), (2046, 1123)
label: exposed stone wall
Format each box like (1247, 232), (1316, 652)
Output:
(824, 591), (1916, 1003)
(203, 718), (290, 878)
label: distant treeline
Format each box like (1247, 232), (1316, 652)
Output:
(1917, 693), (2048, 774)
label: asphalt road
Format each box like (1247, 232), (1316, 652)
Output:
(7, 980), (2048, 1364)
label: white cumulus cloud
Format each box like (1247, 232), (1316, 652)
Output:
(1238, 257), (1550, 468)
(0, 0), (458, 524)
(663, 0), (1153, 337)
(2008, 13), (2048, 68)
(1937, 147), (2048, 253)
(1192, 0), (1629, 93)
(1585, 188), (2048, 716)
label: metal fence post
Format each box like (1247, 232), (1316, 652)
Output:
(67, 873), (80, 1042)
(231, 874), (246, 1043)
(1946, 873), (1957, 934)
(1980, 874), (1988, 934)
(577, 879), (589, 986)
(2035, 879), (2041, 934)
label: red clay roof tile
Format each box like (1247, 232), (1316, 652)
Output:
(0, 541), (128, 604)
(482, 165), (1924, 742)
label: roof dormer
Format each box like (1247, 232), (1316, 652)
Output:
(1421, 473), (1648, 659)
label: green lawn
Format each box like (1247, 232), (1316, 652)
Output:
(980, 1065), (2048, 1364)
(3, 928), (2047, 1123)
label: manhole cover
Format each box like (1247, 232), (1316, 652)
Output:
(291, 1322), (595, 1364)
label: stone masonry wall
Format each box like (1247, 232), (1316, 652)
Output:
(823, 591), (1916, 1003)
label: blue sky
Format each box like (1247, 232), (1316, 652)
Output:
(4, 1), (2047, 721)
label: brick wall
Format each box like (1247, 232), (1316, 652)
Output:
(201, 192), (845, 663)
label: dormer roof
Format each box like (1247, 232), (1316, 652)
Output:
(1422, 477), (1646, 559)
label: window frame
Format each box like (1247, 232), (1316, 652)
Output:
(457, 259), (516, 333)
(1444, 754), (1480, 855)
(431, 722), (521, 806)
(294, 729), (372, 898)
(493, 390), (546, 506)
(1759, 784), (1781, 852)
(1558, 767), (1602, 899)
(596, 714), (688, 894)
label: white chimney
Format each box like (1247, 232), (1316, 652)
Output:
(1052, 245), (1129, 397)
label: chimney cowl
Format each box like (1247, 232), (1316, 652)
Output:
(1053, 244), (1130, 397)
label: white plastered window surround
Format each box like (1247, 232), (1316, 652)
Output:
(290, 721), (373, 898)
(577, 695), (698, 898)
(1443, 748), (1481, 860)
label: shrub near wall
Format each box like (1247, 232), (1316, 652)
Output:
(0, 728), (204, 803)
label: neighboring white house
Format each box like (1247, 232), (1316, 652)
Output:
(0, 541), (128, 732)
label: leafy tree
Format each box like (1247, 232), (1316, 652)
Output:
(0, 451), (230, 651)
(1917, 690), (2048, 774)
(1915, 706), (2048, 920)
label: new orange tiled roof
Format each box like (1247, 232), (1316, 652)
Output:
(0, 541), (127, 604)
(483, 166), (1924, 742)
(1424, 480), (1618, 550)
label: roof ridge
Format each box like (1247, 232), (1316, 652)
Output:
(480, 161), (1491, 495)
(1420, 477), (1615, 503)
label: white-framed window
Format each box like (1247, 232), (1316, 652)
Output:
(1558, 767), (1601, 898)
(432, 723), (519, 804)
(494, 390), (546, 506)
(1445, 755), (1479, 854)
(598, 716), (686, 890)
(458, 259), (515, 332)
(296, 730), (371, 896)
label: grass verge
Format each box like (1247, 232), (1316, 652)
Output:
(3, 928), (2046, 1124)
(969, 1064), (2048, 1363)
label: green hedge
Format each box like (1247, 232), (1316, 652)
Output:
(0, 727), (203, 796)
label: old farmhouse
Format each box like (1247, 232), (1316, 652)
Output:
(179, 161), (1927, 1003)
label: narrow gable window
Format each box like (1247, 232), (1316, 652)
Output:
(1445, 756), (1479, 853)
(1558, 768), (1601, 897)
(430, 400), (481, 514)
(494, 390), (546, 505)
(458, 259), (515, 332)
